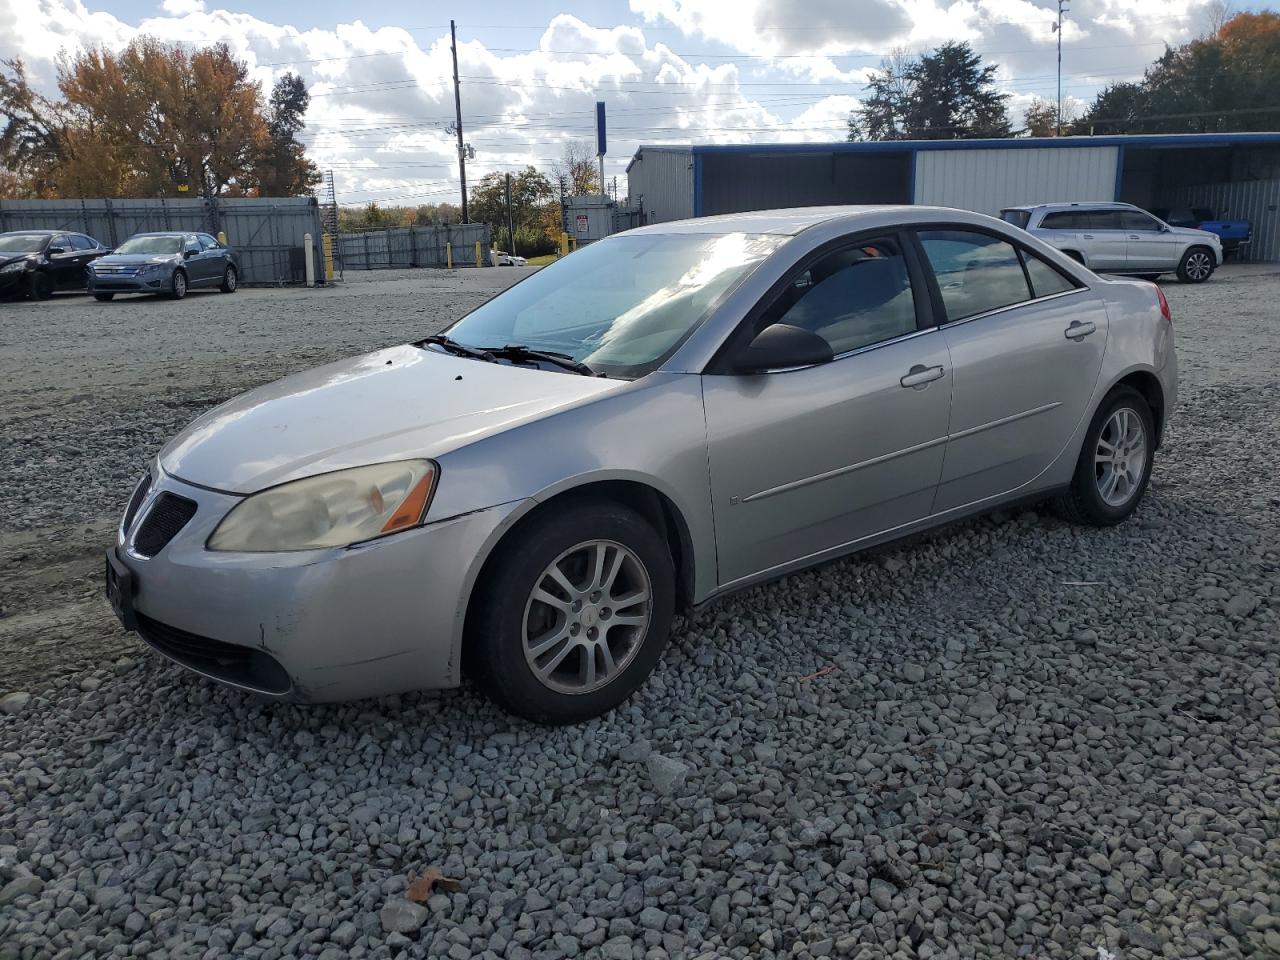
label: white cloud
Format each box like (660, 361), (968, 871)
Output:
(1, 0), (1216, 204)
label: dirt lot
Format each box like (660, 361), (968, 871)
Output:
(0, 267), (522, 690)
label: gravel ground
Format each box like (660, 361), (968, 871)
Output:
(1, 265), (1278, 960)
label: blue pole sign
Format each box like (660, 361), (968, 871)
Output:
(596, 101), (607, 157)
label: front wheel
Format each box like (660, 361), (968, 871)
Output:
(169, 269), (188, 300)
(1177, 246), (1214, 283)
(219, 265), (237, 293)
(467, 500), (675, 724)
(28, 272), (53, 300)
(1054, 387), (1155, 526)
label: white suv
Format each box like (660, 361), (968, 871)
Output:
(1000, 202), (1222, 284)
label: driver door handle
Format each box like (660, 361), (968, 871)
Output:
(900, 364), (945, 389)
(1065, 320), (1097, 341)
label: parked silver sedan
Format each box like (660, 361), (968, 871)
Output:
(107, 206), (1177, 723)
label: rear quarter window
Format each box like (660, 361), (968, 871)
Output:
(1000, 209), (1031, 229)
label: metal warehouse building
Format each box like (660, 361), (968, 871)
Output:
(626, 132), (1280, 261)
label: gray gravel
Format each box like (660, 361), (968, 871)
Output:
(1, 265), (1279, 959)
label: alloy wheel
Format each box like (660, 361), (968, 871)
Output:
(174, 272), (186, 297)
(225, 268), (236, 291)
(1094, 406), (1147, 507)
(522, 539), (652, 695)
(1186, 252), (1212, 281)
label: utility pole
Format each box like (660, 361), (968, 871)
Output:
(450, 20), (468, 222)
(1053, 0), (1069, 136)
(504, 173), (515, 256)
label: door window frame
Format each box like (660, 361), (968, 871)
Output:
(704, 227), (938, 375)
(907, 223), (1088, 331)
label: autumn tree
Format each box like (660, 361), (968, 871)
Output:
(1074, 12), (1280, 133)
(849, 42), (1010, 141)
(554, 139), (601, 195)
(0, 39), (319, 199)
(469, 167), (557, 254)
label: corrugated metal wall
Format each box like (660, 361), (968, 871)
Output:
(336, 224), (490, 269)
(626, 149), (694, 224)
(1159, 179), (1280, 262)
(913, 147), (1120, 215)
(0, 197), (325, 285)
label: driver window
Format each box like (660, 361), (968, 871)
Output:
(184, 237), (200, 254)
(758, 238), (918, 355)
(198, 234), (220, 250)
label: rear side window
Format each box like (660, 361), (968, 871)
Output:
(762, 238), (918, 354)
(70, 234), (95, 251)
(1000, 209), (1031, 229)
(918, 230), (1031, 322)
(1038, 211), (1084, 230)
(1021, 250), (1077, 298)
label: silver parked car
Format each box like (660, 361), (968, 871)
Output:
(1000, 201), (1222, 283)
(88, 232), (240, 300)
(107, 206), (1177, 723)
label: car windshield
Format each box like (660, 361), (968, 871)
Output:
(445, 232), (787, 378)
(0, 234), (48, 253)
(115, 236), (182, 255)
(999, 209), (1031, 229)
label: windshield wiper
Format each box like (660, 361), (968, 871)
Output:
(481, 344), (599, 377)
(418, 334), (495, 363)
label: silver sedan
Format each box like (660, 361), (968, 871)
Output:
(106, 206), (1177, 723)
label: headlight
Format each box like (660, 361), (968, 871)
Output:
(208, 460), (437, 552)
(141, 262), (167, 274)
(1, 261), (29, 273)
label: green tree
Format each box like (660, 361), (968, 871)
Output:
(849, 41), (1009, 141)
(254, 73), (319, 196)
(1022, 97), (1061, 137)
(469, 167), (556, 252)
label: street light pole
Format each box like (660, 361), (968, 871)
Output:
(450, 19), (468, 222)
(1055, 0), (1069, 136)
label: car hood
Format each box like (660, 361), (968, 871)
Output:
(160, 344), (623, 494)
(95, 253), (179, 266)
(1169, 226), (1221, 243)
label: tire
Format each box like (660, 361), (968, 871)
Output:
(93, 292), (114, 302)
(1176, 246), (1214, 284)
(28, 272), (53, 300)
(219, 265), (237, 293)
(1062, 250), (1086, 265)
(169, 269), (188, 300)
(1054, 386), (1155, 526)
(466, 499), (676, 724)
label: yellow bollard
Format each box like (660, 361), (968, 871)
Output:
(475, 241), (483, 267)
(217, 231), (227, 247)
(559, 232), (569, 256)
(446, 243), (453, 269)
(322, 234), (334, 281)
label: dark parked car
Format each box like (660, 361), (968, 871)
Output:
(0, 230), (110, 300)
(87, 232), (240, 300)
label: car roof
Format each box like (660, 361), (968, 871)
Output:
(627, 204), (1008, 237)
(1003, 201), (1138, 213)
(129, 232), (198, 237)
(0, 229), (61, 236)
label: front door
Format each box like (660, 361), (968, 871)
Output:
(702, 234), (952, 587)
(1122, 210), (1179, 271)
(914, 228), (1110, 512)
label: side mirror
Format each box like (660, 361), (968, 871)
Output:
(734, 323), (834, 374)
(183, 249), (195, 259)
(47, 246), (66, 255)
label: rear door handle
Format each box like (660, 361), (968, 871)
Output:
(900, 364), (945, 389)
(1065, 320), (1097, 341)
(1080, 234), (1095, 239)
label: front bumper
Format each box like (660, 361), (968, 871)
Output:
(0, 270), (29, 293)
(90, 273), (168, 293)
(110, 468), (521, 701)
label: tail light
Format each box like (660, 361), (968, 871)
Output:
(1155, 285), (1171, 323)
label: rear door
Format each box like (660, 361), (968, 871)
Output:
(915, 228), (1109, 512)
(1122, 210), (1178, 271)
(1081, 210), (1129, 270)
(702, 232), (952, 585)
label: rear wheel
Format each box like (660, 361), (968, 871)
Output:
(28, 272), (53, 300)
(1176, 246), (1214, 283)
(467, 500), (675, 724)
(1054, 387), (1154, 526)
(93, 292), (114, 302)
(169, 269), (188, 300)
(219, 265), (237, 293)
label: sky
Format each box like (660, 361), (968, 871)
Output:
(0, 0), (1260, 208)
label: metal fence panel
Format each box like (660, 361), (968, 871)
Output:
(1160, 179), (1280, 262)
(337, 224), (491, 269)
(0, 197), (327, 285)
